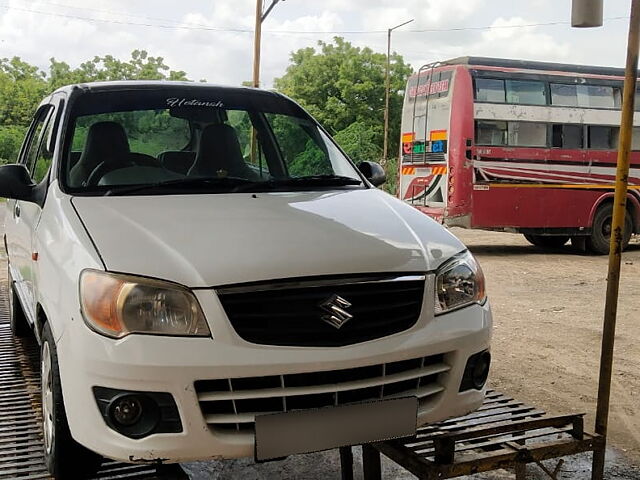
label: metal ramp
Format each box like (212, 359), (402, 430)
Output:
(0, 273), (187, 480)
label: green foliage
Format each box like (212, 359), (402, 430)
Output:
(0, 50), (192, 165)
(48, 50), (189, 90)
(333, 121), (382, 164)
(266, 113), (332, 177)
(274, 37), (412, 194)
(0, 57), (48, 127)
(0, 125), (25, 165)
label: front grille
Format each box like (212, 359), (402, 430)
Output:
(216, 274), (426, 347)
(195, 353), (449, 433)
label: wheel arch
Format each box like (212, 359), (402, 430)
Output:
(588, 192), (640, 232)
(35, 303), (49, 345)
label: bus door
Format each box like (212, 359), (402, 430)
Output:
(399, 63), (451, 212)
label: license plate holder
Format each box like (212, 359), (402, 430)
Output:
(254, 396), (418, 461)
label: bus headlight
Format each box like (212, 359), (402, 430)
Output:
(80, 270), (210, 338)
(435, 251), (486, 314)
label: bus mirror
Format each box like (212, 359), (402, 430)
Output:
(358, 161), (386, 187)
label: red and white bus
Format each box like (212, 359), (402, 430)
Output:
(398, 57), (640, 254)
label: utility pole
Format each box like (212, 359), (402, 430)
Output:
(383, 19), (413, 162)
(252, 0), (281, 88)
(251, 0), (281, 168)
(589, 0), (638, 477)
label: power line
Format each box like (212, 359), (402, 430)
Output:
(0, 3), (629, 35)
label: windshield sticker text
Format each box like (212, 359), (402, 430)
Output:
(166, 98), (225, 108)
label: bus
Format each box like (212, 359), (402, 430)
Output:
(398, 57), (640, 254)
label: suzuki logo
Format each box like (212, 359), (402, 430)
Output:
(319, 294), (353, 329)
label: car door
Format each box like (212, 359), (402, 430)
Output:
(5, 103), (55, 323)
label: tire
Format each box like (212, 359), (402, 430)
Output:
(41, 322), (102, 479)
(523, 234), (569, 248)
(8, 264), (31, 338)
(586, 205), (633, 255)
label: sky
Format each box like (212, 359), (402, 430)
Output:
(0, 1), (635, 88)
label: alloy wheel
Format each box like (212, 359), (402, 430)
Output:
(41, 341), (54, 454)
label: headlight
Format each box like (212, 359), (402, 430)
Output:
(80, 270), (210, 338)
(435, 251), (486, 314)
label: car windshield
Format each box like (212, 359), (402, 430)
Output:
(62, 87), (363, 195)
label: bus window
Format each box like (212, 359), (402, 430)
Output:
(505, 80), (547, 105)
(552, 124), (583, 149)
(588, 126), (619, 149)
(508, 122), (547, 147)
(550, 84), (578, 106)
(578, 85), (615, 108)
(476, 120), (507, 145)
(475, 79), (505, 103)
(633, 127), (640, 150)
(552, 83), (617, 109)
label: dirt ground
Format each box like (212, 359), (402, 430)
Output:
(452, 228), (640, 466)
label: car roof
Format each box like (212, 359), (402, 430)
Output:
(52, 80), (284, 99)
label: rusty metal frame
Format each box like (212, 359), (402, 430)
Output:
(352, 391), (604, 480)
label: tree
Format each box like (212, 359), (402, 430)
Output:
(274, 37), (412, 193)
(48, 50), (188, 90)
(333, 121), (382, 164)
(0, 50), (191, 165)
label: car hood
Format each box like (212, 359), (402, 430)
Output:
(71, 189), (466, 288)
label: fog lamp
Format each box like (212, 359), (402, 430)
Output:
(471, 351), (491, 389)
(111, 395), (143, 426)
(459, 350), (491, 392)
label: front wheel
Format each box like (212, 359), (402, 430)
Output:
(586, 205), (632, 255)
(523, 234), (569, 249)
(41, 322), (102, 479)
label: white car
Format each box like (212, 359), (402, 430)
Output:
(2, 81), (492, 478)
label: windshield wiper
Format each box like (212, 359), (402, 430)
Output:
(232, 175), (362, 192)
(102, 174), (362, 196)
(103, 176), (255, 196)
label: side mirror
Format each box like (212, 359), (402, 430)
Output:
(0, 164), (35, 202)
(358, 161), (386, 187)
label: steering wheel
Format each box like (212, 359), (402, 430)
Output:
(86, 159), (135, 186)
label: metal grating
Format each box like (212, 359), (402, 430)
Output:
(0, 265), (187, 479)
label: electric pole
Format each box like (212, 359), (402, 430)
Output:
(383, 19), (413, 161)
(252, 0), (281, 88)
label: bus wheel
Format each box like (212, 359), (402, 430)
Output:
(523, 234), (569, 248)
(586, 205), (632, 255)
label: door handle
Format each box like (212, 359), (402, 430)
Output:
(14, 203), (20, 218)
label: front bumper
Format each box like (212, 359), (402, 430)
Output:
(57, 293), (492, 464)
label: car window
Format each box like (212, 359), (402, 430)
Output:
(32, 110), (56, 183)
(71, 111), (190, 158)
(22, 107), (53, 178)
(267, 114), (333, 177)
(227, 110), (269, 177)
(63, 89), (362, 193)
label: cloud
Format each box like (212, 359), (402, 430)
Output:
(0, 0), (628, 90)
(474, 17), (571, 61)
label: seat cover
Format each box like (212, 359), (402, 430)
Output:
(188, 124), (250, 178)
(69, 121), (130, 186)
